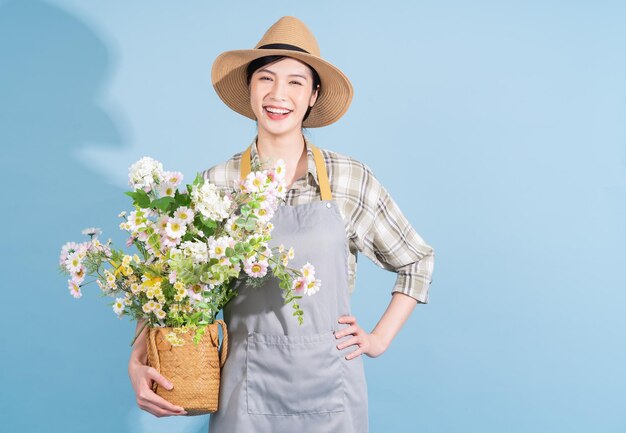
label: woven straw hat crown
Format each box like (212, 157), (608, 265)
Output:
(211, 16), (353, 128)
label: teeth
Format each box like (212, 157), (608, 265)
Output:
(266, 107), (290, 114)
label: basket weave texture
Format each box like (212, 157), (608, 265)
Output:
(146, 320), (228, 415)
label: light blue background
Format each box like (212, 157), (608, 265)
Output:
(2, 0), (625, 432)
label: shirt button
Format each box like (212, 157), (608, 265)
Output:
(326, 202), (331, 208)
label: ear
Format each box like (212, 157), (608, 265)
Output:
(309, 85), (320, 107)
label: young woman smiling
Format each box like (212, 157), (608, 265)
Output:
(128, 16), (435, 433)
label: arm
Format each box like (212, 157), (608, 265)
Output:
(336, 164), (434, 359)
(128, 319), (188, 416)
(337, 292), (417, 359)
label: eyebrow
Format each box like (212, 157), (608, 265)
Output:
(256, 68), (310, 81)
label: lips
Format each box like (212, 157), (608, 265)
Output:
(264, 105), (292, 120)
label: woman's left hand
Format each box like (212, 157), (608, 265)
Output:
(336, 315), (388, 360)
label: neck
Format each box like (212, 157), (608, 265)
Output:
(256, 129), (308, 187)
(256, 129), (305, 161)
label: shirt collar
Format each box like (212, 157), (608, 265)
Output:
(248, 135), (319, 187)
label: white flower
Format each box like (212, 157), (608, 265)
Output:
(252, 205), (274, 224)
(186, 284), (205, 301)
(112, 298), (125, 316)
(128, 156), (164, 192)
(105, 270), (116, 289)
(174, 207), (194, 225)
(301, 262), (315, 281)
(71, 265), (86, 284)
(244, 259), (268, 278)
(208, 236), (231, 259)
(126, 210), (146, 232)
(59, 242), (80, 266)
(157, 182), (177, 197)
(191, 182), (231, 221)
(161, 235), (180, 249)
(273, 159), (286, 180)
(180, 240), (209, 263)
(65, 252), (82, 273)
(304, 278), (321, 296)
(244, 171), (268, 193)
(224, 215), (240, 237)
(68, 280), (82, 299)
(165, 217), (186, 239)
(163, 171), (184, 186)
(81, 227), (102, 238)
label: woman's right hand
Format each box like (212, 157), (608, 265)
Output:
(128, 359), (188, 417)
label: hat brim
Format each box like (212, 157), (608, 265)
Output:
(211, 49), (353, 128)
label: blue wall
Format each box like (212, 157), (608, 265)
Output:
(2, 0), (625, 432)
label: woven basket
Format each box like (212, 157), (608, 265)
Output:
(146, 320), (228, 415)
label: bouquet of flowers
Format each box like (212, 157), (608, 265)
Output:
(58, 156), (322, 414)
(60, 156), (321, 344)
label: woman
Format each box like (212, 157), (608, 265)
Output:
(128, 16), (434, 433)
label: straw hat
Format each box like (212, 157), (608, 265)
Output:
(211, 16), (353, 128)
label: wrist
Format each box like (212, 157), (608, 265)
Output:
(370, 330), (391, 351)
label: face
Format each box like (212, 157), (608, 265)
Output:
(249, 57), (319, 137)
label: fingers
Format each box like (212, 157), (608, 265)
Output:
(139, 398), (187, 417)
(336, 335), (359, 350)
(346, 346), (364, 360)
(137, 383), (188, 416)
(336, 316), (368, 360)
(146, 367), (174, 390)
(335, 324), (357, 339)
(134, 367), (187, 416)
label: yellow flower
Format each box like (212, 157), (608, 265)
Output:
(165, 331), (184, 347)
(105, 270), (116, 286)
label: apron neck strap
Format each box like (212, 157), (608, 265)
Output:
(239, 142), (332, 201)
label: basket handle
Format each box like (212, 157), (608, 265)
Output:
(146, 328), (161, 393)
(214, 319), (228, 368)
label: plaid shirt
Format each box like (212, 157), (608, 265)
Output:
(202, 136), (435, 303)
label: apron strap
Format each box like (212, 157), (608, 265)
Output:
(239, 141), (332, 201)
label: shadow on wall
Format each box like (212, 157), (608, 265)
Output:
(0, 1), (131, 432)
(0, 1), (212, 431)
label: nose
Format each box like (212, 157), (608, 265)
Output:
(268, 79), (287, 102)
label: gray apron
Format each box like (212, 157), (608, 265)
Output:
(208, 143), (368, 433)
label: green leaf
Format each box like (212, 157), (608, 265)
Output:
(125, 190), (151, 208)
(151, 196), (175, 212)
(175, 190), (191, 207)
(198, 215), (217, 229)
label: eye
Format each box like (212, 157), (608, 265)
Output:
(258, 75), (272, 81)
(290, 80), (303, 86)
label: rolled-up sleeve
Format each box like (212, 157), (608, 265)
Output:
(359, 177), (435, 303)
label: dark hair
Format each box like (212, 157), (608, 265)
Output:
(245, 55), (321, 123)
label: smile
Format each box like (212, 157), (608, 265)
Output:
(264, 105), (292, 120)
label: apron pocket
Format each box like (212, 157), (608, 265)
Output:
(246, 331), (345, 415)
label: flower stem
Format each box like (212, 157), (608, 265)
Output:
(130, 320), (149, 347)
